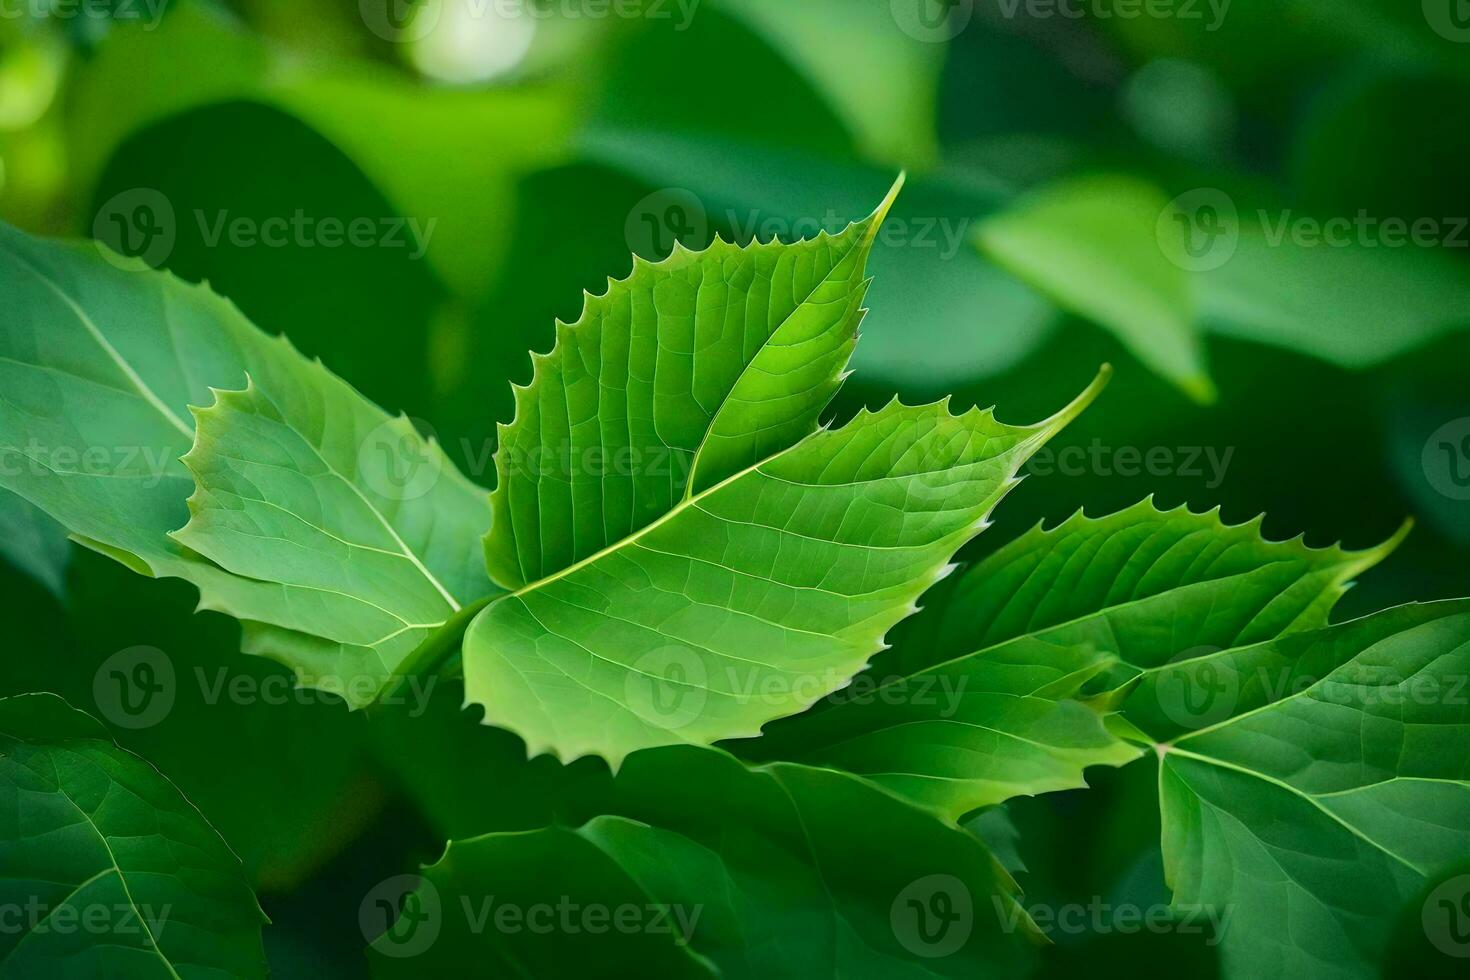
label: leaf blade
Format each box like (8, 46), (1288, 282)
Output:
(0, 694), (267, 979)
(751, 499), (1399, 820)
(0, 223), (493, 705)
(466, 377), (1105, 766)
(1150, 601), (1470, 979)
(484, 179), (901, 590)
(370, 748), (1037, 979)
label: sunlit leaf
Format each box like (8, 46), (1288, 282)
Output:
(752, 499), (1399, 820)
(0, 223), (493, 705)
(463, 182), (1105, 765)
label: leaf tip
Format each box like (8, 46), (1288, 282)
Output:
(861, 172), (906, 248)
(1345, 517), (1414, 577)
(1033, 365), (1111, 441)
(1180, 372), (1218, 406)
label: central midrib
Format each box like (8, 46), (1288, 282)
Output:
(508, 439), (780, 599)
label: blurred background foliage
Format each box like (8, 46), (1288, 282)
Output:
(1, 0), (1467, 975)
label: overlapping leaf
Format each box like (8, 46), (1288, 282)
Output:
(464, 200), (1109, 767)
(174, 373), (497, 702)
(1139, 602), (1470, 979)
(0, 694), (266, 978)
(0, 223), (493, 703)
(468, 386), (1102, 768)
(748, 497), (1458, 980)
(751, 499), (1400, 821)
(464, 181), (1113, 765)
(482, 179), (902, 587)
(370, 748), (1037, 979)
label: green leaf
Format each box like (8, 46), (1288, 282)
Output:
(983, 172), (1470, 380)
(1196, 224), (1470, 368)
(0, 551), (381, 893)
(468, 383), (1100, 767)
(369, 748), (1037, 978)
(0, 488), (69, 598)
(966, 806), (1028, 876)
(977, 175), (1215, 403)
(1138, 601), (1470, 979)
(483, 179), (901, 587)
(583, 7), (856, 172)
(879, 499), (1403, 681)
(0, 222), (493, 705)
(0, 693), (267, 978)
(854, 242), (1058, 395)
(465, 181), (1109, 766)
(750, 634), (1137, 822)
(578, 136), (1051, 393)
(173, 370), (498, 705)
(370, 817), (719, 978)
(748, 499), (1400, 820)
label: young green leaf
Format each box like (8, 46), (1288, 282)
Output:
(0, 223), (493, 705)
(895, 498), (1407, 684)
(0, 693), (267, 978)
(369, 748), (1038, 979)
(748, 500), (1400, 821)
(1141, 601), (1470, 979)
(466, 377), (1106, 767)
(173, 371), (499, 706)
(483, 178), (902, 588)
(465, 182), (1110, 765)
